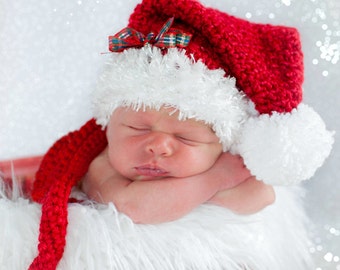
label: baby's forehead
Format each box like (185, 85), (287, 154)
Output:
(114, 105), (212, 129)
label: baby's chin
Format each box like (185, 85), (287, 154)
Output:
(129, 175), (169, 181)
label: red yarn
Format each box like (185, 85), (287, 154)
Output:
(128, 0), (304, 114)
(29, 119), (107, 269)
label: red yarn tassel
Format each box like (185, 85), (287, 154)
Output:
(29, 175), (71, 270)
(29, 119), (107, 269)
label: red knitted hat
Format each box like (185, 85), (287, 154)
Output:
(29, 0), (333, 268)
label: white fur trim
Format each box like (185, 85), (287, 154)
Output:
(93, 46), (250, 151)
(234, 104), (334, 185)
(0, 184), (314, 269)
(93, 47), (333, 184)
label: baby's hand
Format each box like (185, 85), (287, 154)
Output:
(205, 153), (275, 214)
(208, 177), (275, 214)
(205, 152), (252, 191)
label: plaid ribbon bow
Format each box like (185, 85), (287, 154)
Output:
(109, 17), (192, 52)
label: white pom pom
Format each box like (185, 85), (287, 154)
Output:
(235, 104), (334, 185)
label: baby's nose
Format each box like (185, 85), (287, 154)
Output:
(146, 132), (176, 157)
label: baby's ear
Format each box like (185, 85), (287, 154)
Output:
(232, 104), (334, 186)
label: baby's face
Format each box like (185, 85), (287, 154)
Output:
(106, 107), (222, 181)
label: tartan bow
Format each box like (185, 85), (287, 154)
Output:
(109, 17), (192, 52)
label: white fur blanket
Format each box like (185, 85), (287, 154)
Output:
(0, 183), (314, 270)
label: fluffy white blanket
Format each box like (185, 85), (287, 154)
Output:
(0, 184), (314, 269)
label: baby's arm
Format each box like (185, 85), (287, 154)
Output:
(82, 150), (252, 223)
(208, 177), (275, 215)
(82, 149), (233, 224)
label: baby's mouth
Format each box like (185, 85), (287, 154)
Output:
(134, 165), (169, 177)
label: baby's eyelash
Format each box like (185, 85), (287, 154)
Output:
(176, 135), (192, 141)
(176, 135), (200, 145)
(127, 125), (149, 131)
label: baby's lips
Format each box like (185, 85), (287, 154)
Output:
(134, 165), (169, 177)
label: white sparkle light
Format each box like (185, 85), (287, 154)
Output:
(281, 0), (291, 6)
(324, 252), (333, 262)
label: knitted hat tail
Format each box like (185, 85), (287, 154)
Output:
(29, 119), (107, 269)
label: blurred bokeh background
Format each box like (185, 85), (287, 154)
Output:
(0, 0), (339, 268)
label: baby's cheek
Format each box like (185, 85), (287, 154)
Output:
(107, 146), (126, 171)
(177, 151), (211, 176)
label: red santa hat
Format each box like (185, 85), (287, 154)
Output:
(29, 0), (333, 269)
(93, 0), (333, 185)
